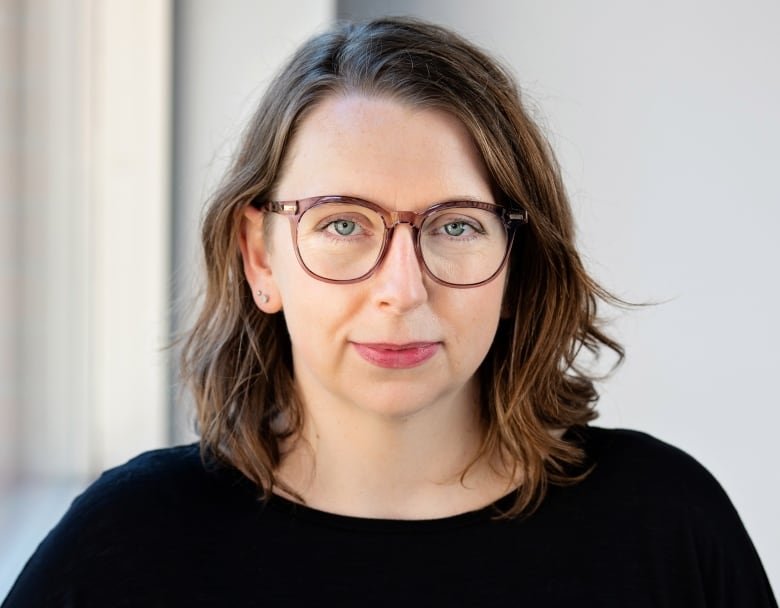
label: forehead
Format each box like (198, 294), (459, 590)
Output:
(274, 94), (494, 209)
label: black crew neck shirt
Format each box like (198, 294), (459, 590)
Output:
(3, 426), (777, 607)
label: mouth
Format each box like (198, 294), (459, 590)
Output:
(351, 342), (441, 369)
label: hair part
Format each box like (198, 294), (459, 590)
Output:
(181, 16), (626, 518)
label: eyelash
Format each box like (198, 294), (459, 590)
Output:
(317, 217), (374, 239)
(427, 216), (486, 239)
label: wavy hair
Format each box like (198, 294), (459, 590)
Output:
(180, 17), (625, 517)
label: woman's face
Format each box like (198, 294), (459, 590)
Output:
(240, 94), (507, 420)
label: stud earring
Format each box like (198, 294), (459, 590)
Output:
(256, 289), (270, 304)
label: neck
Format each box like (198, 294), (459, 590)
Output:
(274, 381), (518, 519)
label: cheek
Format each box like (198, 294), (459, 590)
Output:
(267, 225), (308, 303)
(443, 279), (505, 365)
(272, 263), (359, 351)
(472, 270), (506, 321)
(473, 288), (504, 349)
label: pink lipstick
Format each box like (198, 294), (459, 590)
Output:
(352, 342), (440, 369)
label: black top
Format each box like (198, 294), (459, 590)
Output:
(3, 426), (776, 607)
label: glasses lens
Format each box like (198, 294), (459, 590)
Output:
(420, 206), (508, 285)
(297, 202), (385, 280)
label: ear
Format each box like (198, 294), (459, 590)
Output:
(238, 206), (283, 313)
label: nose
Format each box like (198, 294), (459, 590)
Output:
(370, 223), (428, 313)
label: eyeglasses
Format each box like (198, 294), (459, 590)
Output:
(255, 195), (528, 288)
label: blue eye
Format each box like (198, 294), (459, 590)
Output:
(444, 222), (468, 237)
(330, 219), (357, 236)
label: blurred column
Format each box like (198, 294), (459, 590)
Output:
(0, 0), (22, 489)
(12, 0), (172, 478)
(89, 0), (172, 469)
(19, 0), (93, 478)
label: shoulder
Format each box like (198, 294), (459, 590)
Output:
(66, 442), (258, 528)
(580, 424), (700, 465)
(65, 444), (205, 520)
(578, 425), (722, 496)
(572, 426), (750, 547)
(562, 426), (777, 604)
(85, 443), (202, 492)
(2, 444), (257, 605)
(51, 443), (245, 541)
(78, 443), (215, 501)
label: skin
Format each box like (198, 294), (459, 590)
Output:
(239, 95), (517, 518)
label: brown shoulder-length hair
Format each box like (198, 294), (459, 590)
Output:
(181, 16), (624, 518)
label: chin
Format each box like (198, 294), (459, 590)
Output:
(346, 383), (469, 422)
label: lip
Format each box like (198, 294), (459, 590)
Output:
(351, 342), (440, 369)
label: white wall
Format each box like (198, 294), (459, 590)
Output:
(339, 0), (780, 590)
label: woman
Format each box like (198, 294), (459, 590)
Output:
(4, 17), (776, 607)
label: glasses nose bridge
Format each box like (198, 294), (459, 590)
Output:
(385, 209), (422, 230)
(379, 209), (424, 268)
(383, 209), (424, 246)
